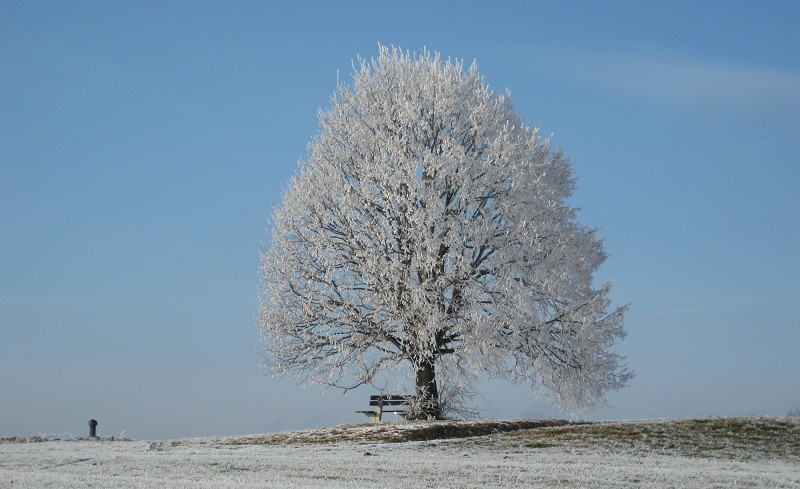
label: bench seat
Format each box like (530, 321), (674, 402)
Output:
(356, 395), (412, 422)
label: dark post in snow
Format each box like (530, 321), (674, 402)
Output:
(88, 419), (98, 438)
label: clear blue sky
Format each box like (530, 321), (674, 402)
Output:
(2, 0), (798, 440)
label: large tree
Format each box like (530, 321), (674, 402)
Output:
(259, 46), (631, 419)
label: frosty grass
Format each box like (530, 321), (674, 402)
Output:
(1, 417), (798, 488)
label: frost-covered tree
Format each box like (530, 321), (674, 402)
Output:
(259, 46), (631, 419)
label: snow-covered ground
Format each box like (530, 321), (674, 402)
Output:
(2, 419), (798, 488)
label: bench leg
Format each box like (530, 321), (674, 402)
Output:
(357, 405), (385, 423)
(358, 411), (380, 423)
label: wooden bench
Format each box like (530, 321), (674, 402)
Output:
(356, 395), (413, 422)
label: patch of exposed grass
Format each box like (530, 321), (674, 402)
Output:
(216, 420), (570, 445)
(204, 419), (572, 447)
(483, 417), (800, 461)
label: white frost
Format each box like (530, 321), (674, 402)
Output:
(258, 45), (630, 415)
(2, 425), (797, 489)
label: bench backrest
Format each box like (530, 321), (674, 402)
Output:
(369, 395), (412, 406)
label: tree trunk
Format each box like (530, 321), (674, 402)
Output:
(413, 359), (441, 419)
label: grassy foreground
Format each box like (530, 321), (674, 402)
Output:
(3, 417), (798, 488)
(6, 416), (798, 462)
(162, 416), (800, 462)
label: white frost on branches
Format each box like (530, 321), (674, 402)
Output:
(259, 45), (631, 415)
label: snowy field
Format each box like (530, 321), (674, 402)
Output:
(2, 418), (798, 488)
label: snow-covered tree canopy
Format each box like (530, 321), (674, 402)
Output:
(259, 45), (631, 419)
